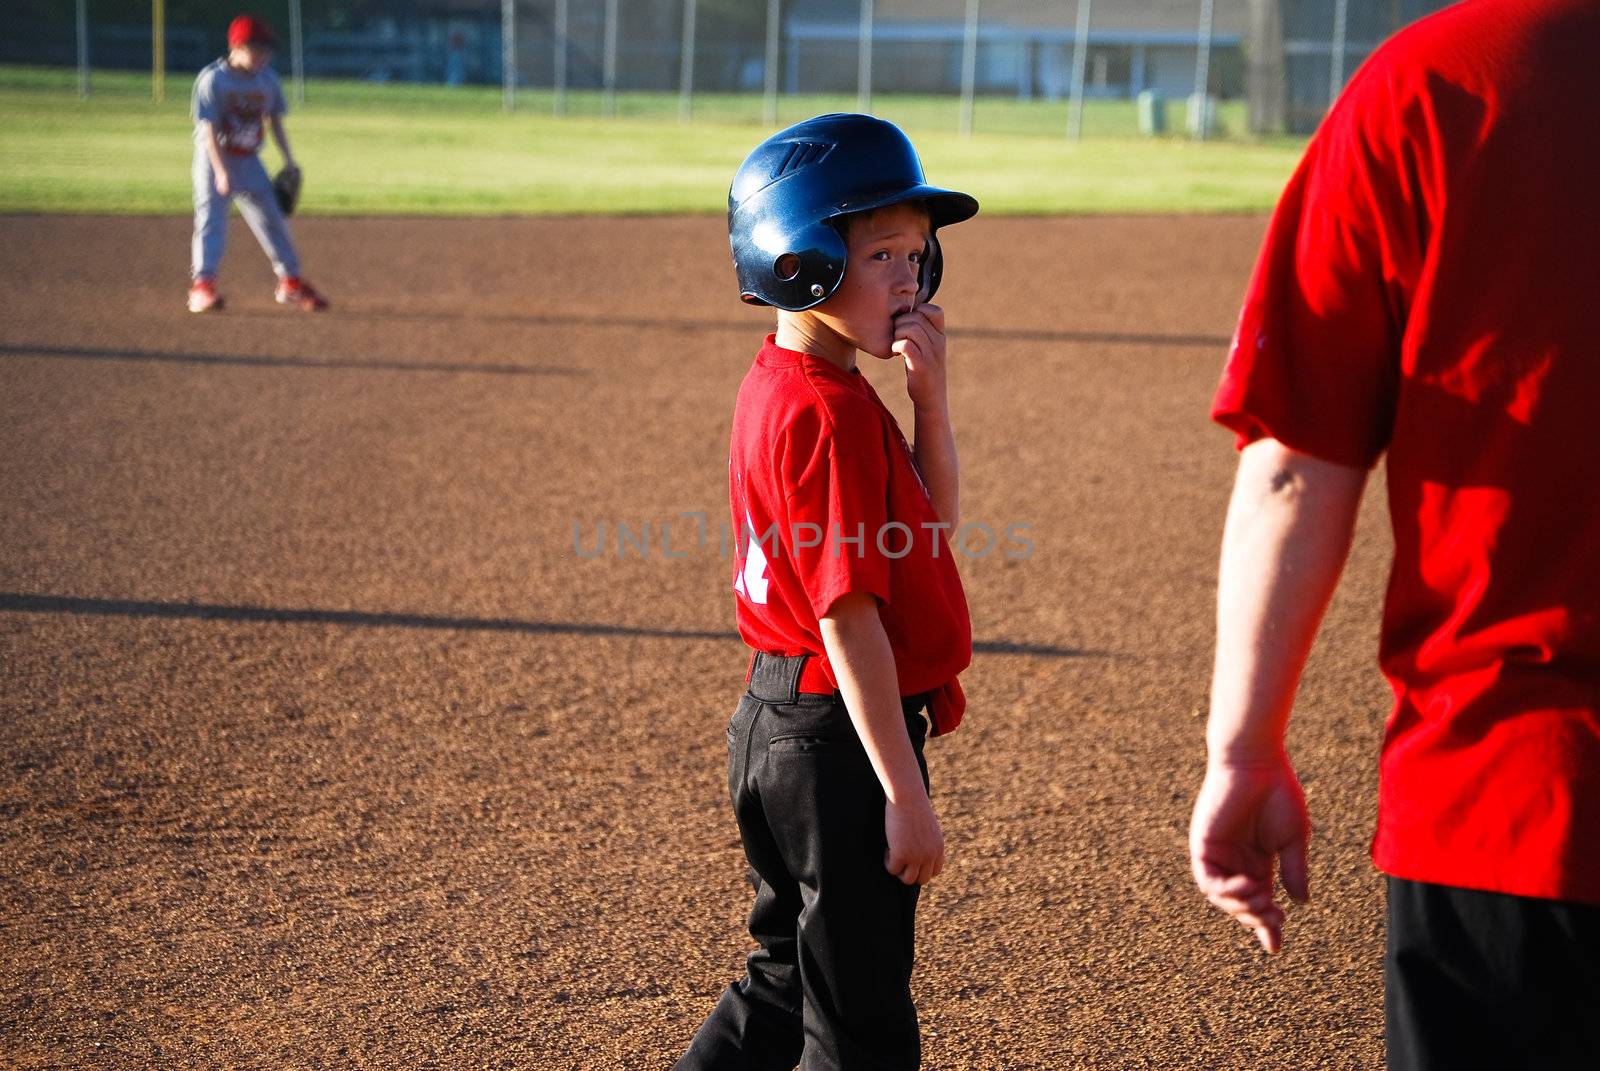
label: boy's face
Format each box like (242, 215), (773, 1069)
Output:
(230, 44), (273, 73)
(810, 202), (932, 361)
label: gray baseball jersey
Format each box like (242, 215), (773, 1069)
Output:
(191, 58), (286, 155)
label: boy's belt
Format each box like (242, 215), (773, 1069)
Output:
(746, 650), (930, 718)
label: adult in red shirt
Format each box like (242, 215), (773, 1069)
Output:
(1189, 1), (1600, 1065)
(677, 114), (975, 1071)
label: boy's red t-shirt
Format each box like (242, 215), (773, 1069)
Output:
(1213, 0), (1600, 905)
(729, 336), (971, 732)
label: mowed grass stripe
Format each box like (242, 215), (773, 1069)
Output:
(0, 65), (1306, 216)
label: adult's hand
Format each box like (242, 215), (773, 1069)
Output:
(1190, 754), (1310, 954)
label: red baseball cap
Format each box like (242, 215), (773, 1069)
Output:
(227, 15), (279, 49)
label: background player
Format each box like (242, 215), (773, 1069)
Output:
(1189, 2), (1600, 1067)
(676, 114), (977, 1070)
(187, 14), (328, 314)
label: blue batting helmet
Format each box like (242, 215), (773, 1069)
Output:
(728, 113), (979, 312)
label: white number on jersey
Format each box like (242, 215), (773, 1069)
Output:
(733, 511), (770, 605)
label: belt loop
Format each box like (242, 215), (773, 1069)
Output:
(783, 655), (804, 703)
(749, 651), (804, 704)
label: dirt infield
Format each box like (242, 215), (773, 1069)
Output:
(0, 214), (1395, 1069)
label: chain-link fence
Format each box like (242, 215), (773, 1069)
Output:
(6, 0), (1454, 138)
(1263, 0), (1453, 134)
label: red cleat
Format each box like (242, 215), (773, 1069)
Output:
(275, 276), (329, 312)
(187, 278), (224, 313)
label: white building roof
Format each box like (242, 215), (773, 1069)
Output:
(792, 0), (1248, 44)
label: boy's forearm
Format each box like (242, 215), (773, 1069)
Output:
(913, 402), (960, 530)
(1208, 439), (1366, 763)
(200, 122), (226, 172)
(821, 594), (928, 803)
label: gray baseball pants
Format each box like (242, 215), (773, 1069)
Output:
(191, 149), (300, 282)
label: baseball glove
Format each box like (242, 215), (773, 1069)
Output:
(272, 165), (302, 215)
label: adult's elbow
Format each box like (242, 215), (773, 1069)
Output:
(1239, 438), (1365, 508)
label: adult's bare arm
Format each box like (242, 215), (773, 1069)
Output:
(1189, 437), (1367, 953)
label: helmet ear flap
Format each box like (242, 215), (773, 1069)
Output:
(918, 233), (945, 304)
(733, 218), (848, 311)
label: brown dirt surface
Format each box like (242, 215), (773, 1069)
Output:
(0, 214), (1395, 1069)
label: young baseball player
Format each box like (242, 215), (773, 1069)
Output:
(187, 15), (328, 314)
(675, 114), (977, 1071)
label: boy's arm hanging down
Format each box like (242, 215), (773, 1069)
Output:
(895, 302), (959, 530)
(821, 592), (944, 886)
(198, 121), (230, 197)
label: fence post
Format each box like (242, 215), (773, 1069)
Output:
(1067, 0), (1091, 139)
(1192, 0), (1214, 140)
(764, 0), (780, 127)
(289, 0), (305, 106)
(76, 0), (91, 99)
(501, 0), (515, 111)
(554, 0), (568, 115)
(857, 0), (873, 114)
(1329, 0), (1349, 109)
(959, 0), (979, 136)
(152, 0), (165, 103)
(602, 0), (618, 117)
(679, 0), (696, 122)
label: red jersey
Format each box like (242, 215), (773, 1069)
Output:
(729, 336), (971, 733)
(1214, 0), (1600, 905)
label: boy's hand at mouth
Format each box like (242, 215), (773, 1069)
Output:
(893, 302), (948, 411)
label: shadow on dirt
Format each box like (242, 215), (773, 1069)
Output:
(0, 344), (585, 378)
(254, 308), (1230, 350)
(0, 592), (1100, 659)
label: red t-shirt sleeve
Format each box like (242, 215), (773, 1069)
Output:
(781, 398), (893, 620)
(1213, 63), (1414, 469)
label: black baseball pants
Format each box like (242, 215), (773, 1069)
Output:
(675, 652), (930, 1071)
(1386, 876), (1600, 1070)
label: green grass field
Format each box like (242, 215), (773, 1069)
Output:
(0, 65), (1306, 215)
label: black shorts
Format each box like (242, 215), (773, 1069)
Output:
(1386, 876), (1600, 1070)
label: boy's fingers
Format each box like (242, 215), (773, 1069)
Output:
(886, 849), (938, 885)
(886, 850), (915, 885)
(917, 302), (946, 333)
(894, 326), (936, 369)
(895, 311), (942, 352)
